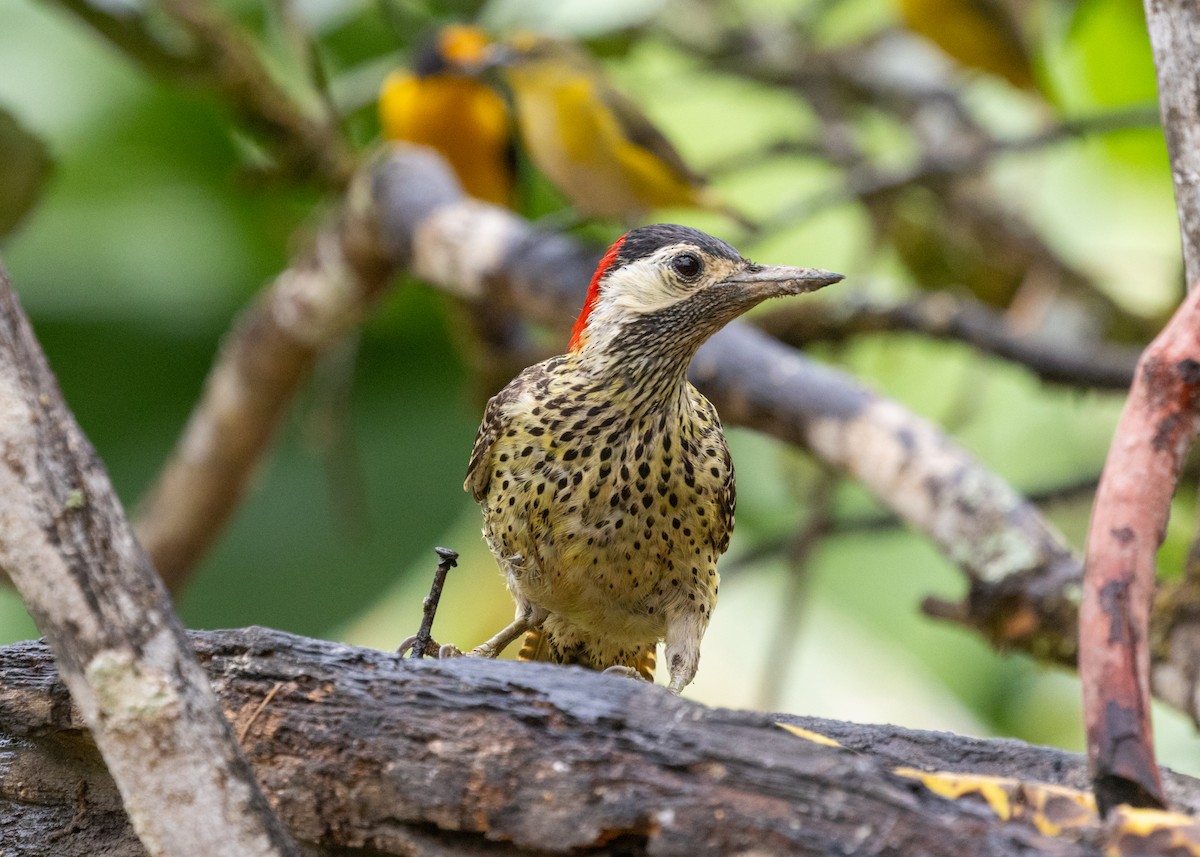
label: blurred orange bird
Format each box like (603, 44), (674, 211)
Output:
(378, 25), (515, 205)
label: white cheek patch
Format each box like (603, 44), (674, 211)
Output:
(602, 261), (684, 316)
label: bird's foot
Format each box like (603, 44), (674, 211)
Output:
(466, 641), (506, 658)
(603, 665), (650, 682)
(398, 635), (461, 659)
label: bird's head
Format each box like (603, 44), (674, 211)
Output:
(483, 32), (595, 82)
(412, 24), (492, 78)
(569, 224), (842, 361)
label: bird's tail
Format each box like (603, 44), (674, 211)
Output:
(519, 629), (656, 681)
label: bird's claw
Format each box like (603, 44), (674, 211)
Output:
(603, 665), (650, 682)
(399, 635), (461, 659)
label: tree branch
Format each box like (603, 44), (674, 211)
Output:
(46, 0), (354, 187)
(7, 626), (1190, 855)
(1143, 0), (1200, 286)
(0, 267), (297, 855)
(755, 293), (1141, 390)
(1079, 289), (1200, 813)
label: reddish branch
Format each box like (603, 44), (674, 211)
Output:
(0, 267), (297, 855)
(1079, 290), (1200, 813)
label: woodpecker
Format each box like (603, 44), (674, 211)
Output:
(463, 224), (842, 693)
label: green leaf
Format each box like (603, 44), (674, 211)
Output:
(0, 108), (52, 240)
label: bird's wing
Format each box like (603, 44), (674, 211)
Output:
(464, 387), (514, 501)
(465, 363), (551, 501)
(716, 447), (735, 555)
(693, 390), (735, 555)
(600, 84), (708, 187)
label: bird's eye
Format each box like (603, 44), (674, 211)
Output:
(672, 253), (702, 280)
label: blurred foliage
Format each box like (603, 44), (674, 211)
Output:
(0, 108), (53, 239)
(0, 0), (1196, 775)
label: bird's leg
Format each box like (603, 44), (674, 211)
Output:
(664, 611), (709, 694)
(468, 604), (547, 659)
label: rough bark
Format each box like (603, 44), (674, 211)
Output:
(1079, 289), (1200, 813)
(5, 627), (1182, 856)
(0, 267), (297, 854)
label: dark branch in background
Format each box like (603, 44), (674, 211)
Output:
(724, 472), (1105, 576)
(6, 627), (1194, 856)
(755, 293), (1141, 391)
(838, 107), (1160, 205)
(758, 105), (1160, 234)
(1143, 0), (1200, 286)
(46, 0), (353, 187)
(0, 268), (297, 855)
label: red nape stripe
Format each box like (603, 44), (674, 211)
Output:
(568, 234), (626, 351)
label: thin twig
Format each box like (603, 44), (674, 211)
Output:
(405, 547), (459, 660)
(756, 293), (1142, 390)
(49, 0), (354, 188)
(238, 681), (286, 743)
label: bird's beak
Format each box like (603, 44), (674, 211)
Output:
(720, 265), (843, 299)
(479, 43), (517, 72)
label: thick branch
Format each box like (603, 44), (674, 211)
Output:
(0, 268), (296, 855)
(1, 627), (1173, 855)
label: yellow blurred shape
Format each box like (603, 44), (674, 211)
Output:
(775, 722), (846, 747)
(379, 25), (515, 205)
(494, 33), (749, 226)
(895, 768), (1099, 835)
(895, 0), (1038, 91)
